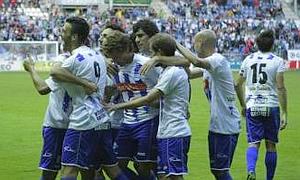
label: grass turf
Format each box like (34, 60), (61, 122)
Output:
(0, 71), (299, 179)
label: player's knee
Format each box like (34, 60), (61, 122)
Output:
(41, 170), (58, 180)
(169, 174), (184, 180)
(265, 141), (276, 152)
(103, 165), (122, 179)
(211, 170), (228, 178)
(136, 162), (153, 176)
(118, 160), (129, 169)
(61, 166), (78, 177)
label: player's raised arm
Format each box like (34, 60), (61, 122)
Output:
(276, 71), (287, 130)
(176, 42), (211, 70)
(23, 56), (51, 95)
(140, 55), (190, 75)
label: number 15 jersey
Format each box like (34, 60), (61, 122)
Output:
(240, 51), (286, 108)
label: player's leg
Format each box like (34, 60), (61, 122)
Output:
(97, 129), (129, 180)
(60, 129), (96, 179)
(245, 108), (264, 179)
(39, 127), (66, 180)
(157, 137), (190, 180)
(115, 123), (138, 179)
(208, 131), (238, 180)
(134, 118), (159, 180)
(264, 107), (281, 180)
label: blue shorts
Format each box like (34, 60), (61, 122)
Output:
(246, 107), (280, 143)
(61, 129), (97, 170)
(93, 129), (118, 168)
(39, 127), (66, 172)
(208, 131), (239, 171)
(157, 136), (190, 176)
(115, 117), (158, 162)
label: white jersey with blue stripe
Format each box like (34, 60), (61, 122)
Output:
(43, 53), (72, 129)
(154, 66), (191, 139)
(203, 53), (241, 134)
(60, 46), (110, 130)
(240, 51), (286, 108)
(115, 53), (160, 124)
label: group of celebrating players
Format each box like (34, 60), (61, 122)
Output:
(23, 16), (288, 180)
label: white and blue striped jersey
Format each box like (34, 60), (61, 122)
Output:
(240, 51), (286, 108)
(154, 66), (191, 139)
(114, 54), (160, 124)
(43, 53), (71, 129)
(60, 46), (110, 130)
(203, 53), (241, 134)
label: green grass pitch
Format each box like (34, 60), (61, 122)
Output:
(0, 71), (299, 180)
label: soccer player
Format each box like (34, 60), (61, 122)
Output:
(177, 29), (241, 180)
(23, 50), (98, 180)
(102, 31), (160, 180)
(49, 17), (127, 180)
(107, 33), (191, 180)
(235, 30), (288, 180)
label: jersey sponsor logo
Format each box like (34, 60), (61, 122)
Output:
(116, 83), (147, 92)
(169, 157), (182, 162)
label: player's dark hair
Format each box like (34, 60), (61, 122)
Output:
(66, 17), (90, 44)
(149, 33), (176, 56)
(256, 30), (274, 52)
(133, 19), (159, 38)
(104, 22), (125, 33)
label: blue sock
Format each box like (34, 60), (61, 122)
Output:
(114, 172), (129, 180)
(247, 147), (259, 173)
(61, 177), (77, 180)
(265, 151), (277, 180)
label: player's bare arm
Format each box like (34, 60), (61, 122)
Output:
(140, 55), (190, 75)
(276, 72), (288, 130)
(108, 88), (162, 112)
(50, 65), (97, 95)
(23, 56), (51, 95)
(235, 75), (247, 117)
(176, 42), (211, 70)
(189, 67), (203, 79)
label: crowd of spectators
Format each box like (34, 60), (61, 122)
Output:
(0, 0), (300, 60)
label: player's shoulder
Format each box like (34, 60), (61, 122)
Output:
(133, 53), (150, 65)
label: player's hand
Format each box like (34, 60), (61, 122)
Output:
(84, 81), (98, 95)
(280, 112), (287, 130)
(106, 58), (119, 76)
(104, 103), (118, 112)
(140, 56), (158, 75)
(23, 55), (35, 72)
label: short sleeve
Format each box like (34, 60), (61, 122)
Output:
(277, 59), (286, 73)
(45, 77), (60, 92)
(61, 55), (76, 72)
(154, 69), (174, 95)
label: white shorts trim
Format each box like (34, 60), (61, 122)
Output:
(210, 168), (230, 171)
(157, 172), (188, 177)
(39, 167), (59, 172)
(61, 163), (89, 170)
(248, 140), (261, 144)
(101, 162), (119, 168)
